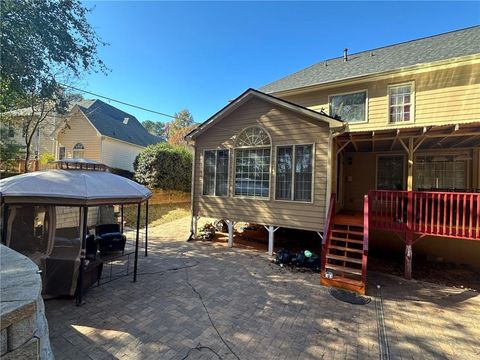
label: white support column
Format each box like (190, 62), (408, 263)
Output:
(227, 220), (235, 248)
(264, 225), (280, 256)
(191, 215), (199, 238)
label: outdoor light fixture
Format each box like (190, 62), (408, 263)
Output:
(325, 271), (334, 279)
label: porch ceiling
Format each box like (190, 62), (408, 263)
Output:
(336, 122), (480, 153)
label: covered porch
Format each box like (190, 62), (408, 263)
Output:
(326, 122), (480, 285)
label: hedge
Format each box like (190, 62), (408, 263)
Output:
(134, 143), (192, 192)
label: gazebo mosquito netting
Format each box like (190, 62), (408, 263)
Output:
(0, 159), (151, 303)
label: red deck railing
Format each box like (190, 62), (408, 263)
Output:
(369, 190), (480, 240)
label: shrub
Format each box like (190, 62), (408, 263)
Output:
(39, 152), (55, 165)
(134, 143), (192, 192)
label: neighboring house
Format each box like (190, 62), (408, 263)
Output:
(2, 100), (161, 172)
(187, 26), (480, 293)
(0, 109), (60, 161)
(55, 100), (161, 172)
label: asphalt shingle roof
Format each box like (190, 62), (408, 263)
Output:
(261, 26), (480, 94)
(77, 100), (161, 147)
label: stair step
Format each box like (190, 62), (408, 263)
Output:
(326, 254), (363, 264)
(330, 236), (364, 244)
(325, 263), (363, 276)
(331, 229), (364, 236)
(329, 245), (363, 253)
(322, 273), (364, 286)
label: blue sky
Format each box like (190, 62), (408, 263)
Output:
(81, 1), (479, 124)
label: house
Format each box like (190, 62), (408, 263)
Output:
(186, 26), (480, 293)
(55, 100), (161, 172)
(1, 100), (161, 173)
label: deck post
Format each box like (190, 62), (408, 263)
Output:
(191, 215), (199, 238)
(227, 220), (235, 248)
(404, 232), (413, 280)
(407, 137), (414, 191)
(264, 226), (279, 256)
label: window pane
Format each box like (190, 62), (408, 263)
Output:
(389, 85), (412, 123)
(294, 145), (313, 201)
(215, 150), (229, 196)
(276, 147), (293, 200)
(235, 148), (270, 197)
(329, 91), (366, 123)
(414, 155), (466, 190)
(203, 151), (216, 195)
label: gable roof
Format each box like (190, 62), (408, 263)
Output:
(261, 26), (480, 94)
(186, 88), (343, 140)
(76, 100), (161, 147)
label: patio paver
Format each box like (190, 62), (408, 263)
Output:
(45, 217), (480, 360)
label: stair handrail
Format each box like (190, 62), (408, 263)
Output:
(321, 193), (336, 275)
(322, 193), (336, 245)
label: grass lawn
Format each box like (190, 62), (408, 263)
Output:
(123, 202), (191, 228)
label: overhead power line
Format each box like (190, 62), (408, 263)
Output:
(60, 83), (178, 119)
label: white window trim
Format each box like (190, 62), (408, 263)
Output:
(375, 153), (406, 190)
(201, 148), (230, 197)
(387, 81), (415, 125)
(328, 89), (369, 124)
(274, 143), (315, 204)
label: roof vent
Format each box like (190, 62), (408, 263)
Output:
(370, 51), (374, 57)
(123, 117), (129, 124)
(343, 48), (348, 62)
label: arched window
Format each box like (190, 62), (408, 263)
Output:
(72, 143), (85, 159)
(236, 126), (271, 147)
(235, 127), (271, 198)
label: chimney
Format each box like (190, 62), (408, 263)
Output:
(123, 117), (129, 125)
(343, 48), (348, 62)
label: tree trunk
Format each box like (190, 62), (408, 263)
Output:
(24, 145), (30, 173)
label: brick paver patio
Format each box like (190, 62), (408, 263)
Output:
(45, 218), (480, 360)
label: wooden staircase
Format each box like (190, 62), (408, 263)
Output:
(320, 195), (369, 295)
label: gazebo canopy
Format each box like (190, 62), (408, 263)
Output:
(0, 160), (151, 206)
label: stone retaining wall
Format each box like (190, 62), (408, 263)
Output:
(0, 245), (53, 359)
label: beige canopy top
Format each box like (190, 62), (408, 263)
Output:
(0, 160), (151, 206)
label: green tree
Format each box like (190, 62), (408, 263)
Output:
(0, 129), (21, 172)
(0, 0), (106, 171)
(142, 120), (166, 140)
(167, 109), (194, 139)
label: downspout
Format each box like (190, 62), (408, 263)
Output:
(188, 140), (196, 241)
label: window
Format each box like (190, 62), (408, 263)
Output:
(377, 155), (405, 190)
(8, 125), (14, 138)
(235, 127), (271, 198)
(329, 91), (367, 123)
(72, 143), (85, 159)
(389, 83), (413, 123)
(58, 146), (66, 160)
(414, 154), (468, 190)
(276, 145), (313, 202)
(203, 150), (229, 196)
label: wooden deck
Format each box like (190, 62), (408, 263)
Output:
(334, 211), (364, 226)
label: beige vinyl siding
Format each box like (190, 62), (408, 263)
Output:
(280, 62), (480, 130)
(56, 110), (101, 161)
(193, 97), (330, 232)
(101, 137), (144, 172)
